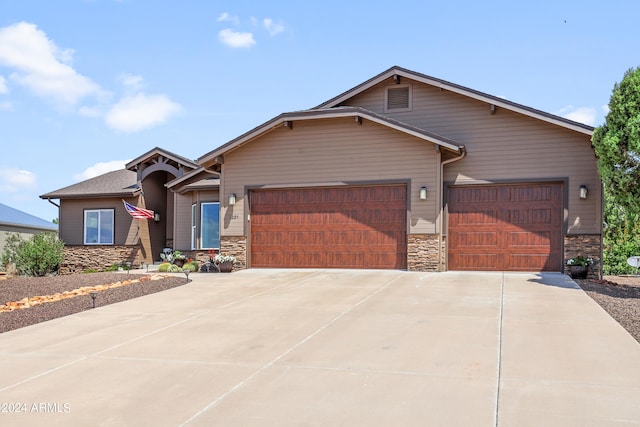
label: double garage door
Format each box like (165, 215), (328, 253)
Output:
(250, 185), (407, 269)
(448, 183), (563, 271)
(249, 182), (563, 271)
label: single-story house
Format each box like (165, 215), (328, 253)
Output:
(41, 66), (602, 277)
(0, 202), (58, 256)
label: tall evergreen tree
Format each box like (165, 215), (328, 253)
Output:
(592, 66), (640, 214)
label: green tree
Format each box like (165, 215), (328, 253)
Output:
(592, 66), (640, 213)
(593, 66), (640, 274)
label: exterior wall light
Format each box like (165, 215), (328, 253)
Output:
(419, 186), (427, 200)
(229, 193), (236, 206)
(154, 213), (160, 223)
(579, 185), (588, 200)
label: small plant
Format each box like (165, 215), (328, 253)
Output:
(182, 261), (199, 272)
(157, 262), (172, 272)
(160, 249), (187, 264)
(214, 253), (237, 264)
(567, 255), (593, 267)
(167, 264), (182, 273)
(83, 268), (99, 274)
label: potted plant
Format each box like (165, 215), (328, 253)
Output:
(213, 253), (237, 273)
(160, 249), (187, 267)
(567, 255), (592, 279)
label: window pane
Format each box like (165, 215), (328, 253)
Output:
(85, 211), (99, 244)
(201, 203), (220, 249)
(100, 210), (114, 244)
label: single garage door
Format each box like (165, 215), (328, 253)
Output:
(448, 183), (563, 271)
(250, 185), (407, 269)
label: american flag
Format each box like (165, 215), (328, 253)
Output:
(123, 200), (154, 220)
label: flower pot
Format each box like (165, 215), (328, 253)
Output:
(218, 261), (233, 273)
(569, 265), (588, 279)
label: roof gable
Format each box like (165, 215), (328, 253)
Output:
(126, 147), (199, 181)
(197, 106), (462, 166)
(315, 66), (594, 135)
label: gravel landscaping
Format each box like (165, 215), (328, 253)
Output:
(0, 272), (188, 333)
(0, 272), (638, 343)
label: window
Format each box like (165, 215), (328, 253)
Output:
(384, 84), (412, 112)
(84, 209), (114, 245)
(191, 204), (197, 250)
(200, 202), (220, 249)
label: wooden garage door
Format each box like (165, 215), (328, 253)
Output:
(448, 183), (563, 271)
(250, 186), (407, 269)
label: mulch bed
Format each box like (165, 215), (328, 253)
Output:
(575, 276), (640, 343)
(0, 272), (188, 334)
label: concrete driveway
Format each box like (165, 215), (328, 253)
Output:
(0, 270), (639, 426)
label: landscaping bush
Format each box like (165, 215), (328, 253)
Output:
(1, 232), (64, 277)
(157, 262), (172, 272)
(183, 261), (199, 272)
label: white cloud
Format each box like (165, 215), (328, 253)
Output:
(0, 101), (12, 111)
(105, 93), (182, 132)
(0, 167), (37, 193)
(217, 12), (239, 25)
(0, 22), (103, 106)
(120, 73), (145, 91)
(556, 105), (596, 126)
(73, 159), (131, 181)
(263, 18), (284, 36)
(602, 104), (610, 115)
(218, 28), (256, 48)
(0, 75), (7, 93)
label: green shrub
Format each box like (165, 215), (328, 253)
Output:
(83, 268), (99, 274)
(182, 261), (199, 272)
(1, 232), (64, 277)
(167, 264), (182, 272)
(157, 262), (171, 272)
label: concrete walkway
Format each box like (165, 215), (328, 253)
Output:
(0, 270), (638, 426)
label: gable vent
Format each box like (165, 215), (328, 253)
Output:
(385, 85), (412, 112)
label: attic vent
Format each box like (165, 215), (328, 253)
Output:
(385, 84), (412, 112)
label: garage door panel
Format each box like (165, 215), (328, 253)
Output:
(251, 186), (407, 269)
(449, 183), (562, 272)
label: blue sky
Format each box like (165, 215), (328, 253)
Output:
(0, 0), (638, 222)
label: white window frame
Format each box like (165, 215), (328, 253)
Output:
(83, 209), (114, 245)
(200, 202), (220, 250)
(191, 203), (197, 250)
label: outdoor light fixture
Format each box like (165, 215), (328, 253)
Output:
(154, 213), (160, 223)
(579, 185), (588, 200)
(184, 270), (190, 281)
(419, 186), (427, 200)
(90, 292), (97, 309)
(229, 193), (236, 206)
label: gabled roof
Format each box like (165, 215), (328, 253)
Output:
(198, 106), (463, 166)
(0, 202), (58, 231)
(165, 167), (220, 191)
(315, 66), (594, 135)
(125, 147), (198, 171)
(40, 169), (138, 200)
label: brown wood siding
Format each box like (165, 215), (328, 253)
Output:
(250, 186), (407, 269)
(341, 80), (600, 235)
(223, 118), (438, 237)
(59, 198), (138, 246)
(173, 193), (193, 250)
(448, 183), (563, 271)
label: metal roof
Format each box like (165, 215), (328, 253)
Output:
(0, 202), (58, 231)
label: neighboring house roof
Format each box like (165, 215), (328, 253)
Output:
(315, 66), (594, 135)
(197, 106), (463, 166)
(40, 169), (139, 200)
(0, 202), (58, 231)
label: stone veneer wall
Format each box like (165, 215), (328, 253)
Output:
(220, 236), (247, 270)
(61, 245), (142, 274)
(407, 234), (441, 272)
(564, 234), (602, 279)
